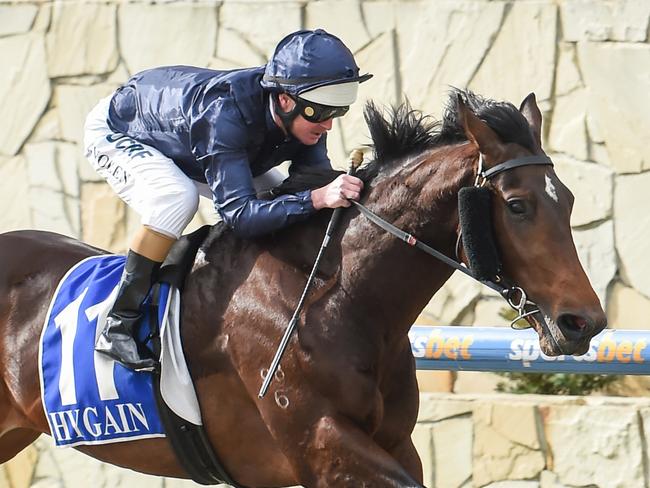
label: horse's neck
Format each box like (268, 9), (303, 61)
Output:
(338, 146), (476, 336)
(199, 145), (476, 338)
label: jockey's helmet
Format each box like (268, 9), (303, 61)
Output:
(262, 29), (372, 126)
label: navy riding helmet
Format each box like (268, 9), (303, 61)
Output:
(261, 29), (372, 126)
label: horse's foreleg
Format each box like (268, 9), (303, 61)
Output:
(298, 415), (425, 488)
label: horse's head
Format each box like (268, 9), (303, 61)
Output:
(456, 93), (606, 356)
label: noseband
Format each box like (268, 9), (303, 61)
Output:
(353, 152), (553, 329)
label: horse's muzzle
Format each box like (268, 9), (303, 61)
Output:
(537, 308), (607, 356)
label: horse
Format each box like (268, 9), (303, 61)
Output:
(0, 89), (606, 487)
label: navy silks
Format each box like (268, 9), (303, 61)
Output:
(107, 65), (331, 238)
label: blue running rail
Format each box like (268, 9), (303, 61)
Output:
(410, 326), (650, 375)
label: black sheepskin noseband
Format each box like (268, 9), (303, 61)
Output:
(458, 187), (501, 281)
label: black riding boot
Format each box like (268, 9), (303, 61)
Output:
(95, 250), (161, 371)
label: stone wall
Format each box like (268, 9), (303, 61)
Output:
(5, 393), (650, 488)
(2, 0), (649, 327)
(413, 393), (650, 488)
(2, 0), (650, 486)
(2, 0), (648, 327)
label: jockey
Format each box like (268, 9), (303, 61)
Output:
(83, 29), (371, 371)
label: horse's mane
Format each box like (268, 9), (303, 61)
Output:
(439, 89), (535, 152)
(273, 88), (536, 194)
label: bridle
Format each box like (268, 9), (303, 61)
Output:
(259, 150), (555, 397)
(352, 152), (554, 329)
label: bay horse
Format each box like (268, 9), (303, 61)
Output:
(0, 90), (605, 487)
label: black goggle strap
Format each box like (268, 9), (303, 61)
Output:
(272, 93), (301, 130)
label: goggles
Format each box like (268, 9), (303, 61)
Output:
(291, 95), (349, 123)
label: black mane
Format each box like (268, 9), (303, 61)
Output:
(273, 88), (535, 194)
(366, 88), (535, 166)
(363, 100), (440, 164)
(439, 88), (535, 151)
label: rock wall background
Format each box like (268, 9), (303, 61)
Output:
(1, 0), (650, 486)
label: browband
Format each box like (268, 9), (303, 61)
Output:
(481, 155), (553, 180)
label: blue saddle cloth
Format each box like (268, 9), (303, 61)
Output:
(39, 255), (166, 447)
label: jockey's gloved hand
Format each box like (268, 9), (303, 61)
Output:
(311, 174), (364, 209)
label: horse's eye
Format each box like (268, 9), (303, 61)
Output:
(507, 199), (527, 215)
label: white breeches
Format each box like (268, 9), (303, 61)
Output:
(83, 96), (285, 239)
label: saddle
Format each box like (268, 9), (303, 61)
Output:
(148, 223), (244, 487)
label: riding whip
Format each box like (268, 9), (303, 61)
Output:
(258, 149), (364, 398)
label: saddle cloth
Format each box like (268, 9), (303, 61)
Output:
(39, 254), (202, 447)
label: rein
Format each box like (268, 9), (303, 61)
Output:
(353, 153), (553, 329)
(259, 151), (364, 398)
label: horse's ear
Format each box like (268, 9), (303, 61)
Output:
(457, 94), (503, 158)
(519, 92), (543, 151)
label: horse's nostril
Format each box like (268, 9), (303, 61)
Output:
(557, 313), (590, 339)
(573, 315), (588, 330)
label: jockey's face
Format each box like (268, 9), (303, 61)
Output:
(277, 93), (334, 145)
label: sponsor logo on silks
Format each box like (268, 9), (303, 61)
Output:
(39, 255), (166, 447)
(509, 332), (648, 367)
(86, 144), (131, 186)
(105, 133), (155, 160)
(410, 329), (474, 361)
